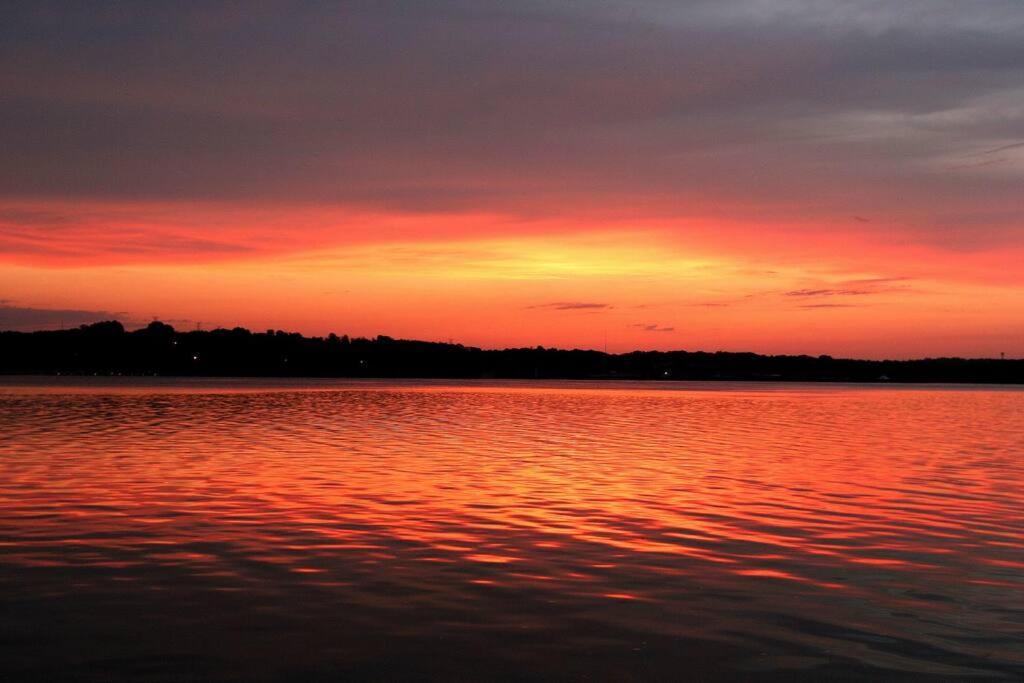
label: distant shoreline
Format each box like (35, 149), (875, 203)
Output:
(1, 321), (1020, 384)
(2, 377), (1023, 391)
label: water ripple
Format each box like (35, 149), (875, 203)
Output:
(1, 379), (1022, 680)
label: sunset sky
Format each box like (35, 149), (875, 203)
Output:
(1, 1), (1022, 358)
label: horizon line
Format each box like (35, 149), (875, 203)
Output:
(1, 319), (1017, 364)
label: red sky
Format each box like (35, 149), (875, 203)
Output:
(1, 2), (1022, 358)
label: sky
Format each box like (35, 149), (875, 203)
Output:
(1, 1), (1022, 358)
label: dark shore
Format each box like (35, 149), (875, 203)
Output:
(0, 320), (1020, 383)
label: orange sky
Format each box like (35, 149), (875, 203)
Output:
(1, 3), (1022, 358)
(1, 199), (1021, 358)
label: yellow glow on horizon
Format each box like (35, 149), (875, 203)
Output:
(2, 224), (1022, 359)
(275, 232), (725, 281)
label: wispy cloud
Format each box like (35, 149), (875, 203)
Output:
(785, 288), (873, 297)
(785, 276), (914, 300)
(839, 277), (912, 287)
(529, 302), (612, 310)
(977, 141), (1024, 156)
(632, 323), (675, 332)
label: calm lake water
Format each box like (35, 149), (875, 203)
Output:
(1, 379), (1022, 681)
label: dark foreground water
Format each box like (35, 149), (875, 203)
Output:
(1, 378), (1022, 681)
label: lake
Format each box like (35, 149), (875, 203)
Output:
(1, 379), (1022, 681)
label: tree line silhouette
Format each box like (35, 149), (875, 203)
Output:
(0, 320), (1019, 383)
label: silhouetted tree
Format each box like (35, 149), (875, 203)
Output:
(0, 319), (1019, 383)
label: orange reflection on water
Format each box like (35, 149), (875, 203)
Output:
(1, 380), (1023, 679)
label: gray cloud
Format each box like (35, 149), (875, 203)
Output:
(632, 323), (675, 332)
(0, 1), (1021, 253)
(0, 304), (133, 331)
